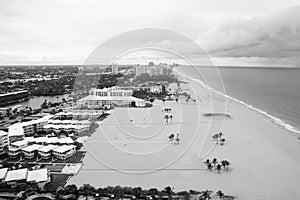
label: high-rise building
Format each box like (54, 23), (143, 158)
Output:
(135, 65), (148, 76)
(112, 65), (119, 74)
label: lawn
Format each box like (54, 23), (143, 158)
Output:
(50, 173), (73, 190)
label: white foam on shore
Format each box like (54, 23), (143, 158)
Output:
(174, 68), (300, 136)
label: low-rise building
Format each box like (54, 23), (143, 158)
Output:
(8, 115), (53, 137)
(7, 140), (28, 158)
(55, 111), (102, 120)
(21, 144), (43, 159)
(4, 168), (28, 186)
(77, 87), (145, 108)
(0, 168), (8, 183)
(43, 124), (90, 134)
(0, 131), (8, 155)
(37, 145), (59, 160)
(52, 145), (76, 160)
(26, 168), (50, 187)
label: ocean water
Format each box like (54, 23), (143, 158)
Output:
(178, 66), (300, 135)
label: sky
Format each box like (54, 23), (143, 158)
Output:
(0, 0), (300, 67)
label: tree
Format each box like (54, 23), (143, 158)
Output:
(199, 190), (212, 200)
(79, 184), (96, 200)
(212, 158), (218, 166)
(66, 184), (78, 195)
(216, 164), (222, 174)
(163, 186), (173, 196)
(216, 191), (225, 199)
(169, 115), (173, 123)
(207, 163), (213, 172)
(204, 159), (210, 166)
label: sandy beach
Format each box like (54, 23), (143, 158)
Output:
(68, 69), (300, 200)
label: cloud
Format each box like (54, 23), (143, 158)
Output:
(196, 5), (300, 65)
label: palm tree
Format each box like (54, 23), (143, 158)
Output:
(225, 160), (230, 171)
(218, 132), (223, 138)
(169, 115), (173, 123)
(199, 190), (212, 200)
(207, 163), (213, 172)
(164, 115), (169, 125)
(221, 160), (227, 171)
(216, 164), (222, 174)
(204, 159), (210, 166)
(216, 191), (225, 199)
(220, 138), (226, 145)
(212, 158), (218, 166)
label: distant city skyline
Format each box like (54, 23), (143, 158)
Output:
(0, 0), (300, 67)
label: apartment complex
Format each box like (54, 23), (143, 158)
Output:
(0, 131), (8, 155)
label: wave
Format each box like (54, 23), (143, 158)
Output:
(174, 67), (300, 136)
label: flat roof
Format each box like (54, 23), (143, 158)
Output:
(11, 140), (28, 147)
(77, 95), (145, 102)
(22, 144), (43, 152)
(38, 144), (59, 153)
(52, 145), (76, 153)
(0, 168), (8, 180)
(43, 124), (89, 129)
(4, 168), (28, 182)
(26, 168), (48, 183)
(48, 119), (91, 125)
(0, 130), (8, 137)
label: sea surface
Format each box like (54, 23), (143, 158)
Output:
(177, 66), (300, 135)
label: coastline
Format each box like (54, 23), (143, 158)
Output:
(68, 68), (300, 200)
(174, 67), (300, 138)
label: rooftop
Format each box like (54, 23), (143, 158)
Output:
(11, 140), (28, 147)
(52, 145), (76, 153)
(38, 144), (59, 153)
(26, 168), (48, 183)
(4, 168), (28, 182)
(0, 130), (8, 137)
(22, 144), (43, 152)
(0, 168), (8, 180)
(77, 95), (145, 102)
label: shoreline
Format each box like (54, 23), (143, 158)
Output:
(174, 67), (300, 138)
(68, 69), (300, 199)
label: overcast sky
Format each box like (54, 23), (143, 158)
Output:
(0, 0), (300, 66)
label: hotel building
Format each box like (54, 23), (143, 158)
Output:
(77, 87), (145, 108)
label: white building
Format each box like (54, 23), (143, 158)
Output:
(0, 168), (8, 183)
(38, 145), (59, 160)
(135, 65), (148, 76)
(0, 131), (8, 155)
(22, 144), (43, 159)
(8, 115), (53, 137)
(52, 145), (76, 160)
(77, 87), (145, 108)
(4, 168), (28, 186)
(149, 66), (164, 76)
(26, 168), (50, 187)
(54, 111), (102, 120)
(7, 140), (28, 158)
(112, 65), (119, 74)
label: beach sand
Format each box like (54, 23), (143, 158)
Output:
(68, 71), (300, 200)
